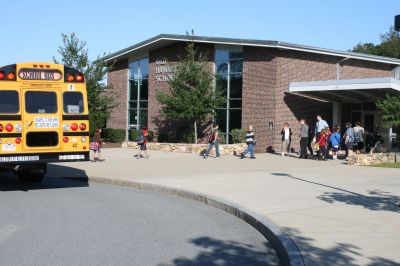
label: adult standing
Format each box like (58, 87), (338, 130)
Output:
(314, 115), (329, 141)
(314, 115), (329, 158)
(307, 127), (314, 156)
(343, 122), (355, 160)
(203, 123), (220, 159)
(353, 121), (365, 154)
(241, 125), (256, 159)
(299, 119), (309, 159)
(281, 122), (292, 157)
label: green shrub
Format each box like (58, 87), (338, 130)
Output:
(175, 124), (195, 143)
(218, 131), (226, 144)
(101, 128), (125, 143)
(129, 130), (139, 142)
(231, 128), (247, 143)
(157, 132), (169, 143)
(129, 129), (154, 142)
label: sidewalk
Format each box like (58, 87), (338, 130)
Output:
(50, 148), (400, 266)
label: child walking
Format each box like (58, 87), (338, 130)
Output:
(317, 129), (328, 161)
(241, 125), (256, 159)
(90, 128), (105, 162)
(136, 127), (149, 159)
(330, 126), (341, 160)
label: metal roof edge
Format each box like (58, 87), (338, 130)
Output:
(104, 34), (400, 65)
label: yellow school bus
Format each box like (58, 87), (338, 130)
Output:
(0, 62), (90, 182)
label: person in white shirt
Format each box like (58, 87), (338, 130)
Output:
(280, 122), (292, 157)
(314, 115), (329, 141)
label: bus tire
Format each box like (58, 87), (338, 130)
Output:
(17, 172), (45, 183)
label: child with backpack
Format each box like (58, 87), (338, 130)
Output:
(136, 127), (149, 159)
(330, 126), (341, 160)
(203, 123), (220, 159)
(343, 122), (355, 160)
(317, 129), (328, 161)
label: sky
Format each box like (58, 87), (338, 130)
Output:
(1, 0), (399, 65)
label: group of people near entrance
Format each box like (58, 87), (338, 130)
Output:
(282, 115), (384, 161)
(203, 115), (385, 161)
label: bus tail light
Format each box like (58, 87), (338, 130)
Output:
(71, 123), (78, 131)
(0, 124), (3, 132)
(63, 137), (69, 143)
(81, 137), (87, 142)
(0, 71), (5, 80)
(79, 123), (87, 130)
(5, 124), (13, 132)
(15, 138), (22, 144)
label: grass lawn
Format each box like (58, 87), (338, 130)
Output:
(371, 162), (400, 168)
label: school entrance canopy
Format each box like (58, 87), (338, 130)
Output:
(288, 77), (400, 103)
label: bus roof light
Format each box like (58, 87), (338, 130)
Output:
(39, 65), (44, 68)
(0, 71), (5, 80)
(6, 72), (15, 80)
(46, 65), (50, 68)
(66, 74), (75, 82)
(33, 64), (38, 67)
(75, 74), (84, 82)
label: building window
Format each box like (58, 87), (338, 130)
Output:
(129, 58), (149, 131)
(215, 49), (243, 143)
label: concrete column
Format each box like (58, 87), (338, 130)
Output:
(332, 101), (340, 127)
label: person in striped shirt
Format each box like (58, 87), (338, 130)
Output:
(241, 125), (256, 159)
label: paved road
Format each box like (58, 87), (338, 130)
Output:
(49, 148), (400, 266)
(0, 174), (278, 266)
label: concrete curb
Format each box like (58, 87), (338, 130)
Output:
(86, 176), (305, 266)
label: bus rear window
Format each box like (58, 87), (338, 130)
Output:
(63, 92), (84, 114)
(0, 90), (19, 113)
(25, 91), (57, 113)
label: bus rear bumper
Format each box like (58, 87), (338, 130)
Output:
(0, 152), (90, 166)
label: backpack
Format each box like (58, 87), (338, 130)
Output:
(136, 132), (145, 144)
(354, 129), (362, 143)
(208, 129), (216, 143)
(346, 128), (355, 143)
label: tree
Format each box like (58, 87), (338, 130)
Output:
(376, 94), (400, 128)
(352, 26), (400, 59)
(156, 32), (225, 143)
(54, 33), (115, 133)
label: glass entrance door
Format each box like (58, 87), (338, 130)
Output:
(364, 113), (375, 132)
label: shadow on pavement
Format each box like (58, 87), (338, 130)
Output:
(169, 237), (278, 266)
(271, 172), (400, 213)
(0, 164), (88, 192)
(283, 227), (400, 266)
(318, 189), (400, 213)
